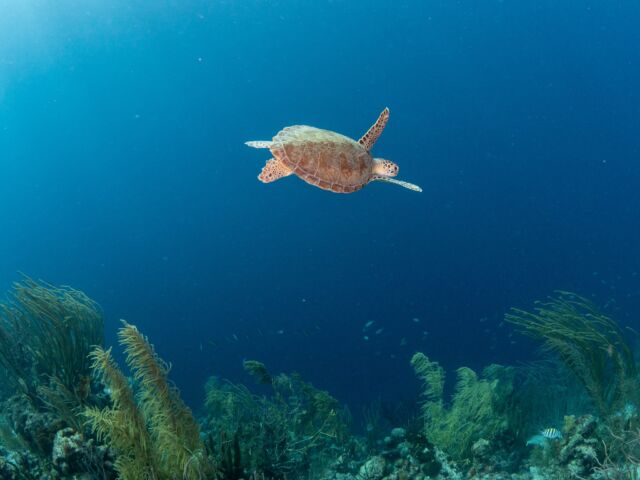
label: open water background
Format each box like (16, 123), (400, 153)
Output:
(1, 0), (639, 413)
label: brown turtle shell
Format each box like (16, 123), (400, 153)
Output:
(270, 126), (373, 193)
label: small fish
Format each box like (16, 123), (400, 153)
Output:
(375, 328), (384, 335)
(363, 321), (374, 330)
(541, 428), (562, 440)
(412, 317), (420, 323)
(363, 335), (369, 341)
(399, 337), (407, 346)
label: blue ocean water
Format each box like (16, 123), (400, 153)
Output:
(1, 0), (639, 415)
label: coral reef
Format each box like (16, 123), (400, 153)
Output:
(0, 280), (638, 480)
(1, 394), (66, 456)
(202, 360), (351, 479)
(201, 293), (640, 480)
(0, 445), (44, 480)
(0, 279), (114, 479)
(557, 415), (601, 477)
(523, 414), (606, 479)
(51, 427), (116, 478)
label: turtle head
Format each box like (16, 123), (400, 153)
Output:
(372, 158), (399, 177)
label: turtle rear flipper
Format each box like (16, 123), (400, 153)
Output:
(246, 141), (273, 149)
(258, 159), (292, 183)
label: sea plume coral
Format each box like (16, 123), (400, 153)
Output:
(411, 352), (516, 462)
(505, 291), (637, 415)
(85, 321), (214, 480)
(0, 277), (103, 429)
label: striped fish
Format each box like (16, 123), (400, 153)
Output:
(541, 427), (562, 440)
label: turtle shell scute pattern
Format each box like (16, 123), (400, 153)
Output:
(270, 126), (372, 193)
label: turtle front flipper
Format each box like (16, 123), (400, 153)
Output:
(245, 141), (273, 149)
(358, 108), (390, 152)
(258, 159), (292, 183)
(371, 176), (422, 192)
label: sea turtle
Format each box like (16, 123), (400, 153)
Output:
(245, 108), (422, 193)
